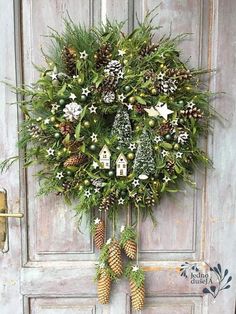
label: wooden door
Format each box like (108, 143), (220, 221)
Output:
(1, 0), (236, 313)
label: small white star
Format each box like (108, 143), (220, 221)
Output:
(154, 136), (162, 144)
(88, 105), (97, 113)
(73, 75), (79, 79)
(82, 87), (90, 96)
(90, 133), (98, 142)
(118, 93), (126, 103)
(56, 172), (64, 180)
(46, 148), (54, 156)
(127, 104), (133, 110)
(171, 118), (179, 126)
(79, 50), (88, 60)
(187, 101), (195, 109)
(94, 218), (100, 224)
(44, 118), (50, 124)
(50, 72), (57, 80)
(117, 71), (124, 79)
(99, 262), (105, 269)
(118, 198), (124, 205)
(136, 196), (142, 202)
(129, 143), (136, 151)
(120, 225), (125, 232)
(132, 265), (139, 272)
(177, 132), (189, 144)
(92, 161), (99, 169)
(94, 187), (100, 193)
(163, 176), (171, 183)
(161, 150), (168, 157)
(69, 93), (77, 101)
(132, 179), (140, 187)
(157, 72), (165, 80)
(118, 49), (126, 56)
(176, 152), (183, 158)
(129, 191), (137, 198)
(84, 190), (91, 198)
(51, 103), (60, 113)
(106, 238), (112, 245)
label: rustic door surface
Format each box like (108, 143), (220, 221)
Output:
(1, 0), (236, 313)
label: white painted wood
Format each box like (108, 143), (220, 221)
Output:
(1, 0), (236, 313)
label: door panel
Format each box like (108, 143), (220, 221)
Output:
(1, 0), (236, 313)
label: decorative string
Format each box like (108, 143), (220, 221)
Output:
(136, 205), (140, 265)
(104, 209), (107, 241)
(112, 210), (115, 238)
(127, 202), (131, 226)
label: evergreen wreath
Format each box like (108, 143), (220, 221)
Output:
(1, 11), (214, 310)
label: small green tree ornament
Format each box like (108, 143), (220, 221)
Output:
(134, 129), (155, 177)
(111, 109), (132, 147)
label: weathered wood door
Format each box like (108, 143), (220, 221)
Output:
(1, 0), (236, 313)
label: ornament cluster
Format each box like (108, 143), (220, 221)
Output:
(3, 15), (213, 310)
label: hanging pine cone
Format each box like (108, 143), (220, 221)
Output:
(59, 122), (74, 135)
(108, 239), (123, 277)
(140, 42), (158, 57)
(63, 153), (87, 167)
(62, 46), (77, 77)
(99, 194), (115, 211)
(180, 106), (203, 119)
(130, 280), (145, 310)
(95, 44), (112, 69)
(94, 219), (105, 249)
(166, 68), (192, 81)
(124, 240), (137, 260)
(159, 122), (172, 136)
(97, 269), (111, 304)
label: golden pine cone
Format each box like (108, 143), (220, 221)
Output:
(94, 220), (105, 249)
(124, 239), (137, 260)
(63, 153), (87, 167)
(130, 280), (145, 310)
(108, 239), (123, 277)
(97, 269), (111, 304)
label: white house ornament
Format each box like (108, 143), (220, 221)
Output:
(116, 153), (128, 177)
(99, 145), (111, 169)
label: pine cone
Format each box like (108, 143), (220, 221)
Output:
(159, 122), (172, 136)
(59, 122), (74, 135)
(140, 42), (158, 57)
(102, 91), (115, 104)
(180, 106), (203, 119)
(146, 192), (155, 207)
(97, 269), (111, 304)
(95, 44), (112, 69)
(63, 153), (87, 167)
(124, 239), (137, 260)
(166, 160), (175, 174)
(99, 194), (115, 211)
(94, 220), (105, 249)
(166, 68), (192, 81)
(108, 239), (123, 277)
(104, 60), (122, 76)
(63, 139), (84, 153)
(62, 46), (77, 77)
(130, 280), (145, 310)
(134, 104), (145, 114)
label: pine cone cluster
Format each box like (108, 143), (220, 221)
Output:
(94, 219), (105, 249)
(140, 42), (158, 57)
(62, 46), (77, 77)
(180, 106), (203, 119)
(130, 280), (145, 310)
(59, 122), (74, 135)
(108, 239), (123, 277)
(159, 122), (172, 136)
(166, 68), (192, 81)
(124, 239), (137, 260)
(95, 44), (112, 68)
(97, 269), (111, 304)
(99, 194), (115, 211)
(63, 153), (87, 167)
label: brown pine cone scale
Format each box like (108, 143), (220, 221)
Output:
(63, 153), (87, 167)
(94, 220), (105, 249)
(108, 239), (123, 277)
(124, 240), (137, 260)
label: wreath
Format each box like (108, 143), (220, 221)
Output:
(2, 12), (213, 310)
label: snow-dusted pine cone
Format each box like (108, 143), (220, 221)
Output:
(180, 106), (203, 119)
(130, 280), (145, 310)
(63, 153), (87, 167)
(108, 239), (123, 277)
(99, 194), (115, 211)
(102, 91), (115, 104)
(94, 220), (105, 249)
(97, 269), (111, 304)
(124, 239), (137, 260)
(27, 124), (41, 138)
(104, 60), (122, 76)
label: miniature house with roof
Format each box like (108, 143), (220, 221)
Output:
(116, 153), (128, 176)
(99, 145), (111, 169)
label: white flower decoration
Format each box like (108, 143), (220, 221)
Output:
(56, 172), (64, 180)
